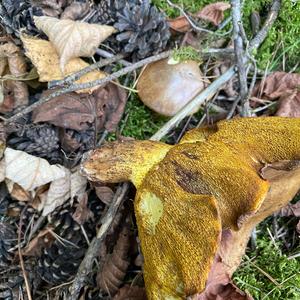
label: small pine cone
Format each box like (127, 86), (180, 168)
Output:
(37, 202), (94, 285)
(0, 1), (43, 37)
(114, 0), (170, 59)
(7, 124), (61, 163)
(0, 222), (16, 267)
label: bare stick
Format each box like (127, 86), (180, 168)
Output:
(5, 50), (171, 124)
(96, 48), (132, 67)
(231, 0), (248, 104)
(18, 207), (33, 300)
(48, 54), (125, 88)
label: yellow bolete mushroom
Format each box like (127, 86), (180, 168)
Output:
(82, 117), (300, 299)
(137, 59), (205, 117)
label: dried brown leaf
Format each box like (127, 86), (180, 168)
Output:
(0, 42), (29, 109)
(10, 182), (31, 202)
(113, 285), (147, 300)
(98, 223), (131, 295)
(32, 82), (127, 132)
(72, 193), (93, 225)
(276, 91), (300, 117)
(60, 1), (90, 20)
(197, 2), (231, 26)
(34, 16), (116, 70)
(95, 185), (114, 205)
(21, 34), (106, 93)
(22, 227), (54, 256)
(168, 16), (191, 33)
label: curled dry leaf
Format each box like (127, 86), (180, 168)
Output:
(97, 222), (131, 295)
(0, 42), (29, 111)
(252, 71), (300, 117)
(280, 200), (300, 217)
(34, 16), (116, 71)
(21, 34), (106, 94)
(72, 193), (93, 225)
(137, 59), (206, 116)
(95, 185), (114, 205)
(82, 117), (300, 298)
(41, 167), (71, 216)
(22, 227), (55, 257)
(32, 82), (127, 132)
(8, 181), (31, 202)
(40, 168), (87, 216)
(4, 148), (66, 191)
(197, 2), (231, 26)
(168, 16), (191, 33)
(113, 285), (147, 300)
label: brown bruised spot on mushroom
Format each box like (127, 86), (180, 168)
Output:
(137, 59), (206, 117)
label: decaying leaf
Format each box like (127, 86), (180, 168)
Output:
(253, 71), (300, 117)
(4, 148), (66, 191)
(113, 285), (147, 300)
(22, 227), (54, 256)
(72, 193), (93, 225)
(32, 82), (127, 132)
(137, 59), (206, 116)
(168, 16), (191, 33)
(60, 1), (90, 20)
(197, 2), (231, 26)
(40, 168), (87, 216)
(97, 222), (131, 295)
(0, 42), (29, 111)
(82, 117), (300, 299)
(8, 181), (31, 202)
(280, 199), (300, 217)
(21, 34), (106, 93)
(34, 16), (116, 70)
(95, 185), (114, 205)
(41, 168), (71, 216)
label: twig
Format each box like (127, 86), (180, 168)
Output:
(68, 182), (129, 299)
(96, 48), (132, 67)
(231, 0), (248, 106)
(249, 0), (281, 50)
(48, 54), (125, 88)
(18, 207), (33, 300)
(5, 51), (171, 124)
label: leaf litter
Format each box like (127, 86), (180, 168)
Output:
(0, 0), (299, 299)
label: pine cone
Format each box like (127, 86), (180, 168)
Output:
(0, 222), (16, 267)
(7, 124), (62, 163)
(37, 198), (103, 285)
(0, 0), (43, 37)
(114, 0), (170, 59)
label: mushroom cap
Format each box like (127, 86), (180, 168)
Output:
(137, 59), (205, 116)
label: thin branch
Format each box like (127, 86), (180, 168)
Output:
(18, 207), (33, 300)
(95, 48), (132, 67)
(5, 50), (171, 124)
(48, 54), (125, 88)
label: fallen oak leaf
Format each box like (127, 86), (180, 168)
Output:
(4, 148), (66, 191)
(21, 34), (106, 94)
(197, 2), (231, 26)
(34, 16), (116, 71)
(32, 82), (127, 132)
(168, 16), (191, 33)
(113, 285), (147, 300)
(276, 90), (300, 117)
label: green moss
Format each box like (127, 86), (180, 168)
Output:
(114, 94), (167, 140)
(171, 46), (202, 63)
(234, 229), (300, 299)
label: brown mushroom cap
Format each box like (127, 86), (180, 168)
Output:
(137, 59), (205, 116)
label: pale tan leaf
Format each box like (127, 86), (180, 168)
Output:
(21, 35), (106, 93)
(71, 170), (87, 200)
(4, 148), (66, 191)
(42, 167), (71, 216)
(34, 16), (116, 71)
(72, 193), (93, 225)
